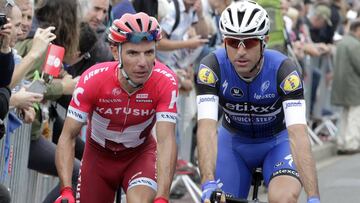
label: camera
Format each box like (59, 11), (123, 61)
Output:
(0, 13), (7, 28)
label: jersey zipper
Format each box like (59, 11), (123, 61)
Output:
(121, 95), (131, 132)
(246, 84), (255, 138)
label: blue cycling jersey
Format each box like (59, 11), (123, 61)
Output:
(195, 48), (304, 138)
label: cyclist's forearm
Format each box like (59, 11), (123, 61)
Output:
(55, 132), (76, 188)
(156, 123), (177, 199)
(288, 124), (320, 198)
(197, 119), (218, 183)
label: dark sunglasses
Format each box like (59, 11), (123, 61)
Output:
(224, 36), (263, 49)
(126, 30), (159, 44)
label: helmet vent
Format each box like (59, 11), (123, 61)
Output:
(237, 11), (245, 27)
(227, 8), (234, 26)
(125, 22), (135, 31)
(258, 20), (265, 31)
(225, 27), (236, 34)
(148, 20), (152, 31)
(243, 27), (256, 34)
(246, 8), (260, 26)
(136, 18), (143, 30)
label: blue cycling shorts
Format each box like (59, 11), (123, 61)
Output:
(215, 125), (300, 198)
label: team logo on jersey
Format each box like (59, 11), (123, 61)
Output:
(197, 64), (218, 87)
(112, 88), (121, 96)
(280, 71), (302, 95)
(73, 87), (84, 106)
(230, 87), (244, 97)
(261, 80), (270, 93)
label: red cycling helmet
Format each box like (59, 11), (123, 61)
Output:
(108, 12), (162, 44)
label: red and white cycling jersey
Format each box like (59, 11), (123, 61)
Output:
(67, 61), (178, 151)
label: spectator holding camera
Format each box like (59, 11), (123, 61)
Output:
(0, 1), (15, 202)
(10, 0), (81, 202)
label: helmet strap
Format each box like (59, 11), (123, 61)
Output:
(117, 44), (143, 88)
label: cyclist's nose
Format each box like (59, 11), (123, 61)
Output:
(236, 45), (247, 56)
(137, 54), (147, 66)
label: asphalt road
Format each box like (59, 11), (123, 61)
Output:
(171, 153), (360, 203)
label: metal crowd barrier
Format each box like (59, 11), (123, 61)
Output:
(303, 53), (339, 144)
(0, 111), (58, 203)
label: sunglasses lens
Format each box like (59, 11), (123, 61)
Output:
(224, 38), (241, 48)
(225, 37), (260, 49)
(127, 31), (157, 43)
(243, 38), (260, 48)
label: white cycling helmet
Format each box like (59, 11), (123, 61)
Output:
(219, 0), (270, 37)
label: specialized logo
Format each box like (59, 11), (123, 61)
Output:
(261, 80), (270, 93)
(222, 80), (228, 95)
(284, 154), (294, 167)
(197, 64), (218, 87)
(280, 71), (302, 94)
(231, 87), (244, 98)
(73, 87), (84, 106)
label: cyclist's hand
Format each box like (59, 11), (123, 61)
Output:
(54, 187), (75, 203)
(201, 180), (221, 203)
(307, 196), (320, 203)
(154, 197), (168, 203)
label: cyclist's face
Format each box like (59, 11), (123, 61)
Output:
(115, 41), (156, 85)
(84, 0), (109, 30)
(225, 36), (266, 77)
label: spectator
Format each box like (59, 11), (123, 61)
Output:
(51, 22), (99, 160)
(0, 1), (15, 202)
(331, 19), (360, 154)
(79, 0), (113, 62)
(13, 0), (81, 202)
(156, 0), (210, 160)
(111, 0), (135, 20)
(7, 3), (42, 124)
(14, 0), (33, 40)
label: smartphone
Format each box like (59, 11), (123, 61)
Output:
(0, 13), (7, 28)
(27, 80), (47, 94)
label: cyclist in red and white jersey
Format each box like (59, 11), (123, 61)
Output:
(55, 12), (178, 203)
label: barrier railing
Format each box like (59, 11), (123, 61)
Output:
(0, 112), (57, 203)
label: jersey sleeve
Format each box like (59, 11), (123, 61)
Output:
(155, 70), (179, 123)
(277, 59), (307, 126)
(67, 71), (98, 123)
(195, 53), (220, 121)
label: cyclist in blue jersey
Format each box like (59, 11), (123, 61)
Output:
(195, 1), (320, 203)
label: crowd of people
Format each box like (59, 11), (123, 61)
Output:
(0, 0), (359, 203)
